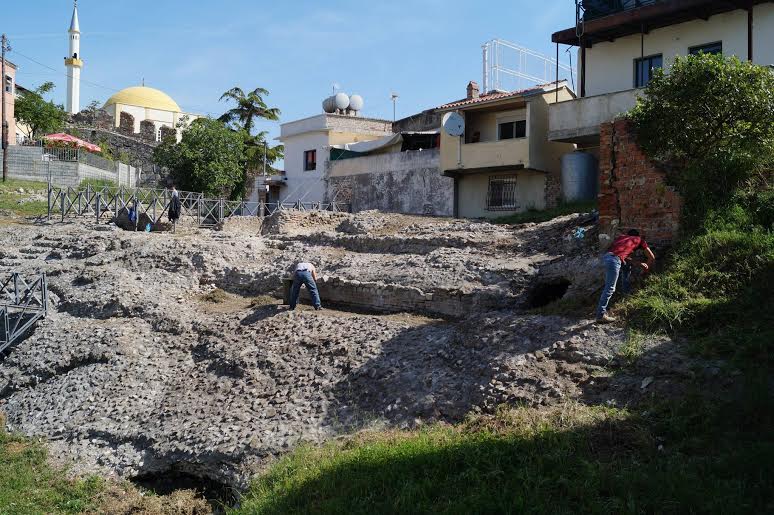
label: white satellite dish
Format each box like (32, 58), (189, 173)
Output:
(442, 112), (465, 137)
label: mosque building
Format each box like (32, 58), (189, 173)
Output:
(64, 1), (198, 141)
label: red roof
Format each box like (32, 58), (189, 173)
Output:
(44, 133), (102, 153)
(438, 81), (565, 110)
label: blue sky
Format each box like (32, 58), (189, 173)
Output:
(6, 0), (576, 141)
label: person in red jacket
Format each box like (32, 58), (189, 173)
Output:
(596, 229), (655, 323)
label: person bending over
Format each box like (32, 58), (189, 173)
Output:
(596, 229), (655, 323)
(290, 261), (322, 311)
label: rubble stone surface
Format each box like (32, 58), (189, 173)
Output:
(0, 210), (704, 489)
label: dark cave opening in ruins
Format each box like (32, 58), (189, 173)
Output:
(130, 469), (238, 510)
(527, 279), (571, 308)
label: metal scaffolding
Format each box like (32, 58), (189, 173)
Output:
(482, 38), (576, 94)
(47, 184), (351, 227)
(0, 272), (48, 354)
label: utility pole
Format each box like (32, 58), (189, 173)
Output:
(390, 92), (399, 123)
(262, 140), (267, 177)
(1, 34), (11, 183)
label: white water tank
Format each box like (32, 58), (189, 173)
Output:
(334, 92), (350, 110)
(349, 94), (364, 112)
(561, 151), (598, 202)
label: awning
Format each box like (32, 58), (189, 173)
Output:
(330, 133), (403, 154)
(43, 133), (101, 153)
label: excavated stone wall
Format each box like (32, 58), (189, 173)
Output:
(0, 209), (705, 493)
(598, 119), (683, 249)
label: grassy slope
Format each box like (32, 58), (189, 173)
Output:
(235, 398), (773, 514)
(0, 179), (49, 217)
(0, 416), (102, 514)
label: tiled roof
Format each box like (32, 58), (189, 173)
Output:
(437, 81), (563, 110)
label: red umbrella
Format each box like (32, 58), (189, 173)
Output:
(43, 133), (102, 153)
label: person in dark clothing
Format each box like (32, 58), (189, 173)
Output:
(168, 185), (181, 222)
(596, 229), (655, 323)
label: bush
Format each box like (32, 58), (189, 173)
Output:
(629, 54), (774, 229)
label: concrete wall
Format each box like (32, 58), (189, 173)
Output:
(327, 149), (451, 216)
(456, 170), (547, 219)
(548, 88), (640, 142)
(0, 146), (136, 187)
(584, 5), (774, 97)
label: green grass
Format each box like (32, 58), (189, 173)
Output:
(0, 179), (49, 217)
(623, 208), (773, 366)
(233, 395), (774, 515)
(493, 200), (597, 225)
(77, 178), (117, 190)
(0, 416), (103, 514)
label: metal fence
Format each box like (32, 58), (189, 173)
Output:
(47, 184), (351, 227)
(0, 272), (48, 354)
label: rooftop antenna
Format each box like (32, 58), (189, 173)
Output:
(390, 92), (399, 122)
(332, 82), (340, 95)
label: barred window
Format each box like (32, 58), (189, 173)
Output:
(486, 175), (519, 211)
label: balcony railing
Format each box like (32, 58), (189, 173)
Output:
(582, 0), (663, 21)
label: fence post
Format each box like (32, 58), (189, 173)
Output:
(60, 191), (65, 222)
(47, 183), (52, 221)
(260, 201), (265, 218)
(219, 199), (224, 222)
(95, 192), (101, 223)
(197, 194), (202, 226)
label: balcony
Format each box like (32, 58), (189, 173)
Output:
(441, 138), (530, 175)
(582, 0), (663, 21)
(548, 88), (640, 144)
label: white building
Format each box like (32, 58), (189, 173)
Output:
(548, 0), (774, 146)
(64, 1), (82, 114)
(275, 102), (393, 204)
(63, 1), (197, 140)
(103, 85), (198, 141)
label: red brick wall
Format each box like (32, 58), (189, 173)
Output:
(598, 119), (682, 249)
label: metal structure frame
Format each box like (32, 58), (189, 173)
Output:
(482, 38), (576, 94)
(0, 272), (48, 354)
(47, 184), (351, 227)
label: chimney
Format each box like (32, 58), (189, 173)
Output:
(466, 81), (480, 100)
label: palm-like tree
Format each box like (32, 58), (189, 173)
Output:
(218, 87), (280, 134)
(218, 86), (283, 200)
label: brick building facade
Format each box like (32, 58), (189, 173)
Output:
(598, 119), (682, 249)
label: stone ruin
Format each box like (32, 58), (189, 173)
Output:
(0, 209), (710, 505)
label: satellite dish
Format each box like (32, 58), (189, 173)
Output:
(442, 112), (465, 137)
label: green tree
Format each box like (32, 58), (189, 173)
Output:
(154, 118), (245, 197)
(629, 54), (774, 226)
(218, 86), (283, 199)
(218, 87), (280, 133)
(14, 82), (67, 139)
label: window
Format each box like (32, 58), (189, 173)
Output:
(689, 41), (722, 56)
(3, 75), (12, 94)
(304, 149), (316, 171)
(634, 54), (662, 88)
(486, 175), (519, 211)
(157, 128), (163, 142)
(498, 120), (526, 140)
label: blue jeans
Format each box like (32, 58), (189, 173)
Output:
(596, 253), (632, 317)
(289, 270), (321, 309)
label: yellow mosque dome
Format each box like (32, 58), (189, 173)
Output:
(104, 86), (182, 112)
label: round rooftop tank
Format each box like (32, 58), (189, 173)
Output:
(334, 92), (350, 110)
(349, 94), (364, 111)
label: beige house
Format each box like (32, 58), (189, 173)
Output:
(438, 81), (575, 219)
(549, 0), (774, 147)
(2, 58), (17, 145)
